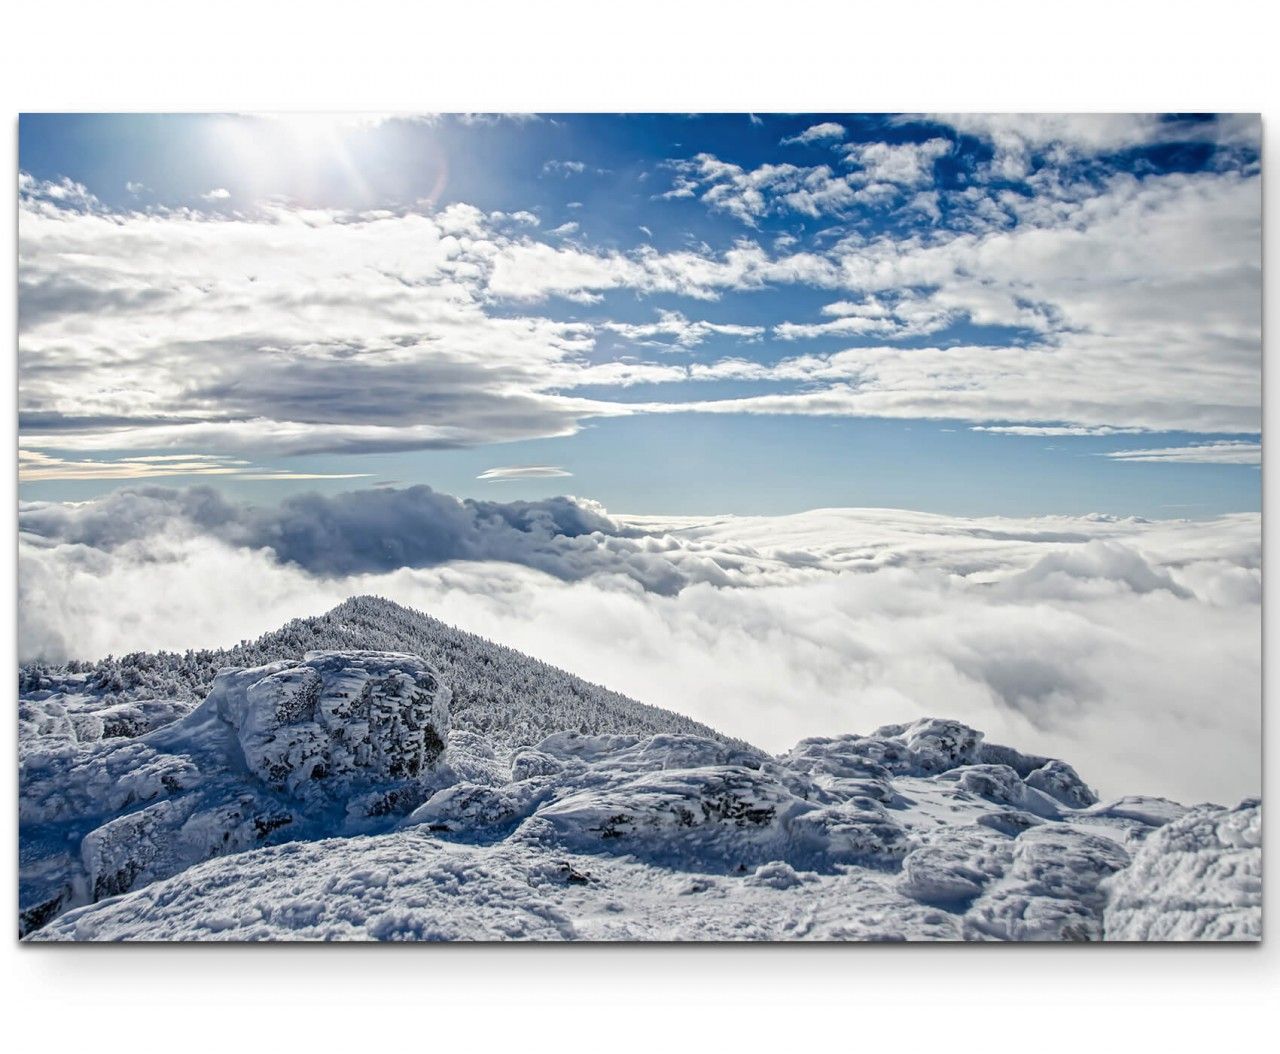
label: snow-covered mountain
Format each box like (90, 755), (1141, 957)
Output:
(18, 599), (1260, 941)
(20, 595), (741, 749)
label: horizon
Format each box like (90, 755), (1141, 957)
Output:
(18, 472), (1260, 805)
(18, 476), (1264, 525)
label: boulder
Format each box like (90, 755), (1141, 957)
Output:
(204, 651), (450, 796)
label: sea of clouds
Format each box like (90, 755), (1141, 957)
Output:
(18, 485), (1260, 805)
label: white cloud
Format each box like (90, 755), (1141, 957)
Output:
(647, 327), (1258, 436)
(19, 173), (100, 212)
(914, 113), (1259, 181)
(477, 465), (573, 481)
(17, 495), (1260, 804)
(781, 122), (846, 146)
(19, 450), (248, 481)
(18, 188), (629, 457)
(973, 425), (1146, 437)
(454, 113), (543, 127)
(774, 294), (953, 340)
(603, 309), (764, 349)
(17, 449), (370, 482)
(842, 137), (950, 187)
(201, 187), (231, 201)
(1103, 441), (1261, 465)
(485, 237), (838, 301)
(664, 154), (873, 224)
(542, 160), (587, 176)
(666, 138), (951, 224)
(223, 471), (373, 481)
(907, 190), (941, 221)
(18, 156), (1260, 460)
(760, 169), (1261, 434)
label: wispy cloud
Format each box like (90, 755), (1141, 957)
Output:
(231, 472), (374, 481)
(18, 450), (372, 482)
(780, 122), (846, 146)
(904, 113), (1259, 181)
(603, 309), (763, 349)
(477, 465), (573, 482)
(974, 426), (1147, 437)
(542, 159), (586, 176)
(1103, 441), (1261, 465)
(663, 154), (875, 224)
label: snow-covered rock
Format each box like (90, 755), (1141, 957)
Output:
(18, 636), (1262, 942)
(963, 825), (1131, 941)
(203, 651), (450, 796)
(1024, 759), (1098, 808)
(19, 649), (453, 935)
(19, 694), (194, 757)
(873, 718), (984, 774)
(27, 832), (971, 942)
(38, 785), (1251, 943)
(898, 825), (1012, 904)
(407, 781), (550, 834)
(941, 763), (1060, 814)
(534, 765), (803, 866)
(1102, 799), (1261, 940)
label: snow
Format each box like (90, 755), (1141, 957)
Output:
(17, 600), (1262, 942)
(19, 595), (741, 752)
(202, 650), (451, 796)
(1102, 799), (1262, 940)
(28, 832), (967, 942)
(963, 825), (1132, 941)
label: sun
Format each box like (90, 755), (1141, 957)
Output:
(207, 113), (388, 205)
(204, 113), (446, 208)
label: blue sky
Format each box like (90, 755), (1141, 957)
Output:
(18, 113), (1261, 516)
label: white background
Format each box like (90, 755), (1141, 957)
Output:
(2, 1), (1275, 1049)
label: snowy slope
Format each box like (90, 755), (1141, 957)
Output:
(19, 639), (1261, 940)
(19, 595), (740, 749)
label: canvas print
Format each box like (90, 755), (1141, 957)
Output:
(16, 113), (1260, 942)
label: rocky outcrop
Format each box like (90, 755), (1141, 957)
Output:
(204, 651), (451, 796)
(1102, 798), (1262, 940)
(19, 653), (1262, 942)
(19, 650), (452, 934)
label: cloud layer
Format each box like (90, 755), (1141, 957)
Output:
(18, 486), (1260, 805)
(18, 114), (1261, 478)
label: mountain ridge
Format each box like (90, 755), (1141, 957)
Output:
(19, 594), (748, 751)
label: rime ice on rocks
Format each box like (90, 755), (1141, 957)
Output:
(1102, 799), (1261, 940)
(205, 651), (450, 796)
(19, 596), (738, 752)
(17, 600), (1264, 942)
(19, 648), (452, 936)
